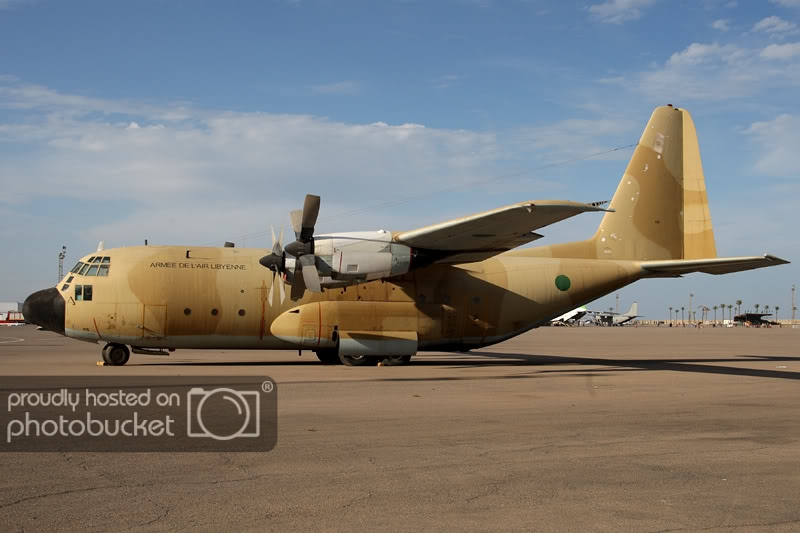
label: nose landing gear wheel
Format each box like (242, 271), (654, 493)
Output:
(102, 343), (130, 366)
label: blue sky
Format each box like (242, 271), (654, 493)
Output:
(1, 0), (798, 320)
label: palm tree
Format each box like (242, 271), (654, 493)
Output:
(727, 305), (733, 321)
(713, 305), (718, 323)
(669, 306), (673, 325)
(681, 306), (685, 325)
(775, 306), (780, 326)
(754, 303), (760, 314)
(736, 299), (742, 316)
(765, 305), (770, 318)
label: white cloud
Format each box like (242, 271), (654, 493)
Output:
(632, 41), (800, 101)
(2, 79), (583, 248)
(308, 80), (361, 95)
(588, 0), (656, 24)
(770, 0), (800, 7)
(752, 16), (798, 35)
(761, 42), (800, 59)
(745, 114), (800, 177)
(711, 19), (731, 31)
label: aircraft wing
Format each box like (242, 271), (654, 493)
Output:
(394, 200), (610, 264)
(640, 255), (789, 277)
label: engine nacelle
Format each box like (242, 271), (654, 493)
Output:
(313, 230), (412, 285)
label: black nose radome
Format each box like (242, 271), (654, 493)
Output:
(23, 288), (65, 335)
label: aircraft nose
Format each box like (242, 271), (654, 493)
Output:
(23, 287), (65, 335)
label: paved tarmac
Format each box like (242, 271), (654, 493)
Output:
(1, 325), (799, 532)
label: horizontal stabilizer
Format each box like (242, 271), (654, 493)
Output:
(641, 254), (789, 277)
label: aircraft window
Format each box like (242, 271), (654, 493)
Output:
(75, 285), (83, 301)
(67, 276), (74, 283)
(61, 284), (70, 291)
(238, 309), (246, 317)
(87, 257), (96, 263)
(86, 265), (99, 276)
(184, 308), (191, 316)
(92, 257), (102, 264)
(211, 309), (219, 316)
(79, 264), (91, 276)
(101, 257), (110, 264)
(98, 265), (109, 277)
(70, 262), (84, 273)
(84, 285), (93, 301)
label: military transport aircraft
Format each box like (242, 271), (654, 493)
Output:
(591, 302), (641, 326)
(23, 105), (789, 366)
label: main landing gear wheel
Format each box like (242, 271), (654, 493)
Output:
(338, 353), (379, 366)
(101, 343), (130, 366)
(315, 349), (342, 365)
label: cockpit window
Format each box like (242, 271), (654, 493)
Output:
(84, 285), (93, 301)
(75, 256), (111, 276)
(75, 285), (82, 301)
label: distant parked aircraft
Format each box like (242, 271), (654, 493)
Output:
(592, 302), (641, 326)
(549, 306), (589, 326)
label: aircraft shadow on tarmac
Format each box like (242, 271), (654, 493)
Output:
(141, 353), (800, 381)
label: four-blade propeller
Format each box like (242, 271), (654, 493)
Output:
(259, 194), (323, 304)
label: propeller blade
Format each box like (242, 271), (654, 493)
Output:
(300, 254), (321, 292)
(300, 194), (321, 241)
(290, 264), (306, 301)
(268, 275), (275, 307)
(290, 209), (303, 239)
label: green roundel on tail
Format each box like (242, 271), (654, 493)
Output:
(555, 275), (571, 291)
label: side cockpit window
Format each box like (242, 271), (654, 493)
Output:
(75, 285), (93, 301)
(70, 262), (84, 274)
(76, 256), (111, 276)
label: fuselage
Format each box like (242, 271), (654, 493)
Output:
(38, 244), (645, 352)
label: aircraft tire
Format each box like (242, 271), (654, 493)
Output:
(338, 354), (379, 366)
(315, 349), (342, 365)
(102, 343), (130, 366)
(381, 355), (412, 366)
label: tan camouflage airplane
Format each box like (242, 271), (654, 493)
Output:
(23, 105), (789, 366)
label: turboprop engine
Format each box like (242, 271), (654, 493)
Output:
(259, 194), (415, 300)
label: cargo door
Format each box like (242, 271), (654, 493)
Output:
(143, 305), (167, 339)
(113, 303), (144, 340)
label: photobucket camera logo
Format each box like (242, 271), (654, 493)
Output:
(186, 388), (261, 441)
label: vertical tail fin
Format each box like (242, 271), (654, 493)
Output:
(626, 302), (638, 317)
(592, 105), (717, 261)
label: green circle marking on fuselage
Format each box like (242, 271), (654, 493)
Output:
(555, 275), (571, 291)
